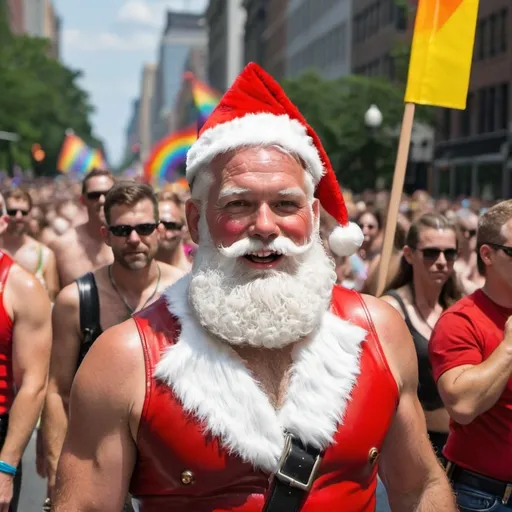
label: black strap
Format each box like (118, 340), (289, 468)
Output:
(263, 434), (322, 512)
(76, 272), (102, 369)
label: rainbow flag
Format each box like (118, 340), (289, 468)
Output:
(144, 125), (197, 187)
(405, 0), (479, 109)
(57, 134), (107, 174)
(188, 75), (221, 127)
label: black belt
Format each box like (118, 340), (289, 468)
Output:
(447, 462), (512, 507)
(263, 434), (322, 512)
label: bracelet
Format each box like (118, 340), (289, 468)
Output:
(0, 461), (16, 476)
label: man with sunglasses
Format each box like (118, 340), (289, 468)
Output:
(1, 188), (59, 301)
(49, 169), (116, 287)
(156, 191), (192, 272)
(0, 193), (52, 511)
(41, 181), (184, 506)
(430, 199), (512, 511)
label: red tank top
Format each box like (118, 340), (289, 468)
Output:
(0, 253), (14, 415)
(130, 285), (398, 511)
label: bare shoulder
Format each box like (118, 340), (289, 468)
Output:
(4, 262), (51, 319)
(51, 227), (78, 253)
(54, 281), (80, 314)
(158, 262), (186, 285)
(380, 286), (408, 318)
(76, 319), (145, 408)
(360, 293), (417, 392)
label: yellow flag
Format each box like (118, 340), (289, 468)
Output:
(405, 0), (480, 110)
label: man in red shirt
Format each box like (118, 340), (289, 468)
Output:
(430, 199), (512, 511)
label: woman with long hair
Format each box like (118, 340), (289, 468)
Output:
(382, 213), (463, 455)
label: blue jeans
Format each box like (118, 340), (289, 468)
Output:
(454, 482), (511, 512)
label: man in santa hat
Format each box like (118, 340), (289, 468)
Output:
(52, 64), (455, 511)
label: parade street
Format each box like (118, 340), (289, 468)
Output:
(19, 433), (45, 511)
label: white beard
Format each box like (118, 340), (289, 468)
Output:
(188, 216), (337, 349)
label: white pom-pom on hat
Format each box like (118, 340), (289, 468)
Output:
(328, 223), (365, 257)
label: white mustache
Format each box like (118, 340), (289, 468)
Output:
(218, 236), (313, 259)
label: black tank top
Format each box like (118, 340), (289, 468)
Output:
(384, 290), (444, 411)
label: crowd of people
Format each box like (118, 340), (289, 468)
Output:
(0, 62), (509, 511)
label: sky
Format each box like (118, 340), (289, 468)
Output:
(52, 0), (209, 167)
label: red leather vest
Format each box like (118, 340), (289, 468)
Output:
(0, 253), (14, 415)
(130, 286), (398, 511)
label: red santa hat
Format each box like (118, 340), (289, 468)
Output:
(186, 63), (363, 257)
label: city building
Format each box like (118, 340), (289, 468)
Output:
(6, 0), (24, 34)
(22, 0), (60, 58)
(206, 0), (246, 92)
(123, 99), (141, 163)
(138, 63), (156, 162)
(434, 0), (511, 200)
(285, 0), (352, 79)
(351, 0), (411, 80)
(243, 0), (268, 67)
(151, 11), (207, 144)
(262, 0), (288, 81)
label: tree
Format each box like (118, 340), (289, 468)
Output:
(282, 68), (436, 192)
(0, 3), (103, 175)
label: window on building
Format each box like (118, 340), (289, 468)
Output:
(479, 19), (487, 60)
(488, 87), (496, 132)
(500, 9), (508, 53)
(443, 109), (452, 140)
(498, 83), (509, 130)
(489, 14), (497, 57)
(478, 89), (487, 133)
(459, 93), (473, 137)
(395, 5), (407, 31)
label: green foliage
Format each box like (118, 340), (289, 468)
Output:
(0, 14), (101, 175)
(282, 69), (434, 192)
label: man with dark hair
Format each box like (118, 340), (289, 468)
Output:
(0, 193), (52, 511)
(42, 181), (184, 505)
(156, 191), (192, 272)
(50, 169), (116, 286)
(1, 188), (59, 300)
(430, 199), (512, 511)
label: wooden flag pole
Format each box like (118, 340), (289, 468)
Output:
(376, 102), (416, 297)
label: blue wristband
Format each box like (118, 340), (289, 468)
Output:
(0, 461), (16, 476)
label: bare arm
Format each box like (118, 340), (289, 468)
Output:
(41, 284), (81, 494)
(53, 321), (143, 511)
(363, 295), (456, 511)
(0, 265), (52, 467)
(436, 317), (512, 425)
(42, 246), (59, 301)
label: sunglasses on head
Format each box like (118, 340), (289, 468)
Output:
(418, 248), (458, 262)
(108, 223), (158, 237)
(486, 243), (512, 258)
(7, 209), (29, 217)
(86, 190), (111, 201)
(161, 221), (183, 231)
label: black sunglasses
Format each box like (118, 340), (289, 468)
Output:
(86, 190), (111, 201)
(108, 223), (158, 237)
(161, 221), (183, 231)
(418, 248), (458, 262)
(7, 209), (29, 217)
(486, 243), (512, 258)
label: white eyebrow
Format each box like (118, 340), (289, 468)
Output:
(279, 187), (306, 197)
(218, 187), (251, 200)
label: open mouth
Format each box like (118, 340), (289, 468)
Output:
(243, 251), (283, 265)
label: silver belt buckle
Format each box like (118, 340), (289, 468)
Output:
(274, 433), (321, 492)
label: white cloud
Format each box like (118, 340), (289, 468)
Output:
(63, 28), (155, 51)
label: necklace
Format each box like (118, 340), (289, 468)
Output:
(108, 264), (161, 315)
(410, 284), (438, 331)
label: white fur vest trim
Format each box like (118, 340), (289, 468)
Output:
(155, 276), (366, 474)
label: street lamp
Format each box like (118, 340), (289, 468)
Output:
(364, 104), (383, 129)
